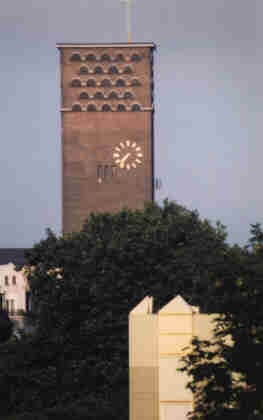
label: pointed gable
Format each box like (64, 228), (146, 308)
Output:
(159, 295), (194, 315)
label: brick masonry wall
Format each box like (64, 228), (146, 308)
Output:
(58, 44), (154, 233)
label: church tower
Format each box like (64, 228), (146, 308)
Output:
(57, 43), (155, 233)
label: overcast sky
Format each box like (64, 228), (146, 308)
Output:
(0, 0), (262, 247)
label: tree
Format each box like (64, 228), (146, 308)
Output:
(0, 200), (239, 419)
(180, 225), (263, 420)
(0, 310), (13, 342)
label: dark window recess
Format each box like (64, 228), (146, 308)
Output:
(131, 78), (141, 87)
(101, 104), (111, 112)
(79, 92), (89, 100)
(86, 54), (96, 62)
(72, 104), (82, 112)
(101, 79), (112, 87)
(87, 104), (97, 112)
(70, 53), (81, 62)
(4, 276), (8, 286)
(131, 104), (141, 111)
(123, 91), (134, 100)
(97, 165), (117, 179)
(12, 276), (16, 285)
(94, 92), (104, 100)
(80, 66), (89, 74)
(94, 66), (103, 74)
(108, 66), (119, 74)
(115, 79), (126, 87)
(123, 66), (132, 74)
(116, 104), (126, 112)
(71, 79), (81, 87)
(115, 53), (125, 62)
(101, 53), (111, 62)
(87, 79), (96, 87)
(108, 91), (119, 100)
(131, 54), (141, 62)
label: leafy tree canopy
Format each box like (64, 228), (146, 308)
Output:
(180, 224), (263, 420)
(0, 200), (241, 419)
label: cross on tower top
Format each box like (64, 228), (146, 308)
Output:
(121, 0), (132, 43)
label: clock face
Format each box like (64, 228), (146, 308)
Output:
(113, 140), (143, 170)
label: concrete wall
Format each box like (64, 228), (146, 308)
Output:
(129, 295), (217, 420)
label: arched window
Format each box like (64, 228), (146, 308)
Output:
(100, 79), (112, 87)
(108, 66), (119, 75)
(86, 54), (96, 62)
(115, 79), (126, 87)
(94, 91), (104, 100)
(12, 276), (16, 285)
(116, 104), (126, 112)
(79, 92), (89, 100)
(79, 66), (89, 74)
(115, 53), (125, 62)
(108, 91), (118, 100)
(87, 104), (97, 112)
(71, 79), (81, 87)
(72, 103), (82, 112)
(4, 275), (8, 286)
(101, 53), (111, 62)
(123, 91), (134, 100)
(131, 104), (141, 111)
(130, 78), (141, 87)
(123, 66), (132, 74)
(70, 53), (81, 62)
(131, 53), (141, 62)
(87, 79), (96, 87)
(101, 104), (111, 112)
(94, 66), (103, 74)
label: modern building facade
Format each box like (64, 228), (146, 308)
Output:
(57, 43), (155, 233)
(129, 295), (217, 420)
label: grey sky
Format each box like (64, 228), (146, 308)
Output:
(0, 0), (262, 247)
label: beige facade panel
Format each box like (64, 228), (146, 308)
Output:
(160, 403), (192, 420)
(159, 315), (193, 335)
(159, 357), (192, 401)
(129, 315), (158, 367)
(159, 334), (192, 355)
(129, 295), (217, 420)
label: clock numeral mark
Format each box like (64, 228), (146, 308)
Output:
(137, 153), (143, 158)
(136, 159), (142, 164)
(126, 140), (130, 146)
(115, 147), (121, 152)
(120, 142), (125, 148)
(132, 163), (137, 168)
(136, 146), (141, 151)
(115, 159), (121, 164)
(126, 163), (131, 170)
(113, 153), (120, 158)
(132, 142), (137, 148)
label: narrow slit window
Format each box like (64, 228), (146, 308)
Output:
(70, 53), (81, 62)
(87, 104), (97, 112)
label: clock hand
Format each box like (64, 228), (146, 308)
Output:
(120, 153), (131, 168)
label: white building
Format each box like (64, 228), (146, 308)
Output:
(0, 263), (29, 314)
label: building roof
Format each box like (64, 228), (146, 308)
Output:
(0, 249), (30, 267)
(56, 42), (156, 49)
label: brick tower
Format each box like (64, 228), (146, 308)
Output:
(57, 43), (155, 233)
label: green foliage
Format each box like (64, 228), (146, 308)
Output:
(180, 224), (263, 420)
(0, 310), (13, 342)
(0, 200), (237, 418)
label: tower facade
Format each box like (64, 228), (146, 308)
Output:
(57, 43), (155, 233)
